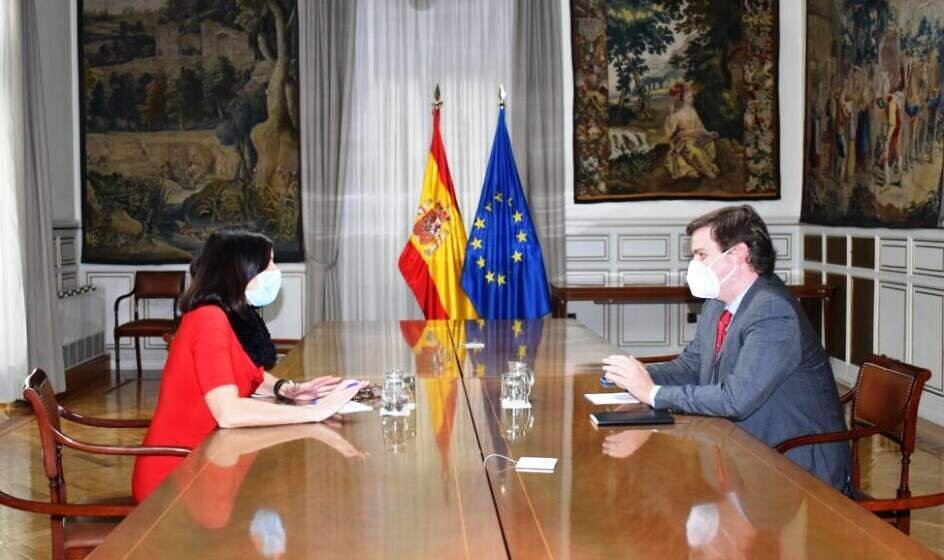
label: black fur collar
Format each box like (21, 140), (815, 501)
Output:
(226, 309), (277, 369)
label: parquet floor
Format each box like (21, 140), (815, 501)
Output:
(0, 373), (942, 558)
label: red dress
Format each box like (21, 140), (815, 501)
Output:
(132, 305), (264, 503)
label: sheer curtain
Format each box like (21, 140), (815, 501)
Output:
(511, 0), (566, 282)
(337, 0), (514, 320)
(300, 0), (357, 328)
(21, 0), (65, 391)
(0, 0), (29, 402)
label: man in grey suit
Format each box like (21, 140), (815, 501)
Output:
(603, 205), (852, 493)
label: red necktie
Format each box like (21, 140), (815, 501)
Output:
(714, 310), (732, 358)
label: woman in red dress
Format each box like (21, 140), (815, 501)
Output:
(132, 230), (363, 502)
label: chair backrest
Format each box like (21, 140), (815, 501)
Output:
(134, 271), (185, 300)
(22, 369), (66, 501)
(850, 354), (930, 452)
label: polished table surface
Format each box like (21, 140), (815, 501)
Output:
(90, 320), (504, 559)
(90, 320), (935, 559)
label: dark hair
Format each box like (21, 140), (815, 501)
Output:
(180, 229), (273, 315)
(686, 205), (776, 275)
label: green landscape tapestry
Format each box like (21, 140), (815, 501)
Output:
(80, 0), (302, 263)
(571, 0), (780, 202)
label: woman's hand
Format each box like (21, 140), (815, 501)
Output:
(307, 381), (368, 422)
(286, 376), (342, 401)
(306, 424), (369, 459)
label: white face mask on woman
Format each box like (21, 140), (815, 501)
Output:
(245, 269), (282, 307)
(686, 246), (738, 300)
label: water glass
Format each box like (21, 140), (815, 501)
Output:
(400, 370), (416, 402)
(500, 370), (528, 405)
(501, 405), (534, 442)
(382, 415), (410, 453)
(507, 361), (535, 396)
(381, 376), (407, 413)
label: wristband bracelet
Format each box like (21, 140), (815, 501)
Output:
(273, 379), (292, 401)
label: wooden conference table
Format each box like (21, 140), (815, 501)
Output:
(89, 320), (935, 559)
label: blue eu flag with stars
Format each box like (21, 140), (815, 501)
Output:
(460, 107), (550, 319)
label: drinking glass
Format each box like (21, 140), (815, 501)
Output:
(381, 376), (407, 413)
(507, 361), (534, 399)
(500, 370), (528, 405)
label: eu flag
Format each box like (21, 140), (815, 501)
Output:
(460, 107), (550, 319)
(464, 319), (545, 376)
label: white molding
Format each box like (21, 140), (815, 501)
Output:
(617, 235), (671, 261)
(913, 240), (944, 278)
(565, 235), (609, 262)
(877, 282), (907, 361)
(771, 233), (792, 260)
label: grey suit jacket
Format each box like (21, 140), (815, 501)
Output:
(650, 274), (852, 492)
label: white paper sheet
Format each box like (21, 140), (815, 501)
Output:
(336, 401), (374, 414)
(584, 392), (639, 405)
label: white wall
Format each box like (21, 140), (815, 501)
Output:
(561, 0), (806, 227)
(36, 0), (79, 223)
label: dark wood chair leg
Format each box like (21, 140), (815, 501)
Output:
(134, 337), (143, 379)
(113, 331), (121, 385)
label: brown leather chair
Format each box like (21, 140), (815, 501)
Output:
(113, 271), (185, 383)
(775, 354), (933, 534)
(0, 369), (189, 560)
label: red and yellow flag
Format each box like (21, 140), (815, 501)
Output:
(399, 107), (478, 319)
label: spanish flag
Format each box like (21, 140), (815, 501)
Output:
(399, 104), (478, 319)
(399, 320), (465, 472)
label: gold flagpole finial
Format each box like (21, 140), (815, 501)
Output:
(498, 83), (506, 107)
(433, 84), (443, 107)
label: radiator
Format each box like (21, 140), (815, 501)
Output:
(58, 285), (106, 369)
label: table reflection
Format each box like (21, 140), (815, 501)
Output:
(176, 424), (366, 530)
(596, 420), (806, 559)
(249, 509), (286, 559)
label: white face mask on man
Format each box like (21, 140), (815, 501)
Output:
(686, 246), (738, 299)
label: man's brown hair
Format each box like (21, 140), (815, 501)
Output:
(686, 205), (776, 275)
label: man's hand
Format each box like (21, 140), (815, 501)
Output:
(602, 354), (656, 405)
(602, 429), (653, 459)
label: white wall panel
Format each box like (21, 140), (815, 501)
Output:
(616, 270), (670, 347)
(563, 271), (608, 339)
(566, 236), (609, 261)
(617, 235), (671, 261)
(912, 287), (944, 392)
(914, 241), (944, 278)
(878, 239), (908, 273)
(878, 283), (907, 361)
(771, 234), (792, 260)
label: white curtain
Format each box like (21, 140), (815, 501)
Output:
(337, 0), (514, 320)
(0, 0), (29, 402)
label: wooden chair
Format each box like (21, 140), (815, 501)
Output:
(113, 271), (185, 384)
(0, 369), (189, 560)
(775, 354), (934, 534)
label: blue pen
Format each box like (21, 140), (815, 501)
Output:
(600, 375), (615, 387)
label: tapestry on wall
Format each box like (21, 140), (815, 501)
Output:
(570, 0), (780, 202)
(802, 0), (944, 227)
(79, 0), (302, 263)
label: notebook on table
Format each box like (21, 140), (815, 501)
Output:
(589, 408), (675, 427)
